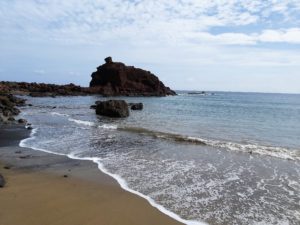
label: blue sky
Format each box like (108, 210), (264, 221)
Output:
(1, 0), (300, 93)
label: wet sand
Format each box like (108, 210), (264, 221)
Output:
(0, 125), (183, 225)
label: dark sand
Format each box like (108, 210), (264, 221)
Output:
(0, 125), (183, 225)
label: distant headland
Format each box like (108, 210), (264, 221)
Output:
(0, 57), (175, 98)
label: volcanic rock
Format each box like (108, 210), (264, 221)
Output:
(1, 81), (92, 97)
(0, 93), (25, 124)
(29, 92), (56, 97)
(129, 103), (143, 110)
(95, 100), (129, 118)
(90, 57), (176, 96)
(18, 118), (27, 124)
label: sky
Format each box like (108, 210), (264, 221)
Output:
(1, 0), (300, 93)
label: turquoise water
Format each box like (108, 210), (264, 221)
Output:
(20, 92), (300, 225)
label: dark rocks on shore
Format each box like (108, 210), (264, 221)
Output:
(95, 100), (129, 118)
(7, 117), (15, 121)
(90, 104), (97, 109)
(29, 92), (56, 98)
(0, 92), (26, 124)
(0, 174), (5, 188)
(129, 103), (143, 110)
(90, 57), (176, 96)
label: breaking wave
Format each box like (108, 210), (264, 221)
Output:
(118, 126), (300, 161)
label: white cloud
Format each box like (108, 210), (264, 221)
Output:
(184, 28), (300, 45)
(258, 28), (300, 44)
(1, 0), (300, 46)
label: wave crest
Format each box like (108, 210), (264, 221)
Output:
(118, 126), (300, 161)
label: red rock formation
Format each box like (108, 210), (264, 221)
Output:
(90, 57), (176, 96)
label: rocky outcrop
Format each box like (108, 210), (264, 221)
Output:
(129, 103), (143, 110)
(90, 57), (176, 96)
(0, 81), (92, 97)
(0, 93), (26, 124)
(95, 100), (129, 118)
(0, 83), (27, 124)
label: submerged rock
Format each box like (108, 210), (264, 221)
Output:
(90, 57), (176, 96)
(18, 118), (27, 124)
(129, 103), (143, 110)
(188, 91), (206, 95)
(19, 155), (31, 159)
(95, 100), (129, 118)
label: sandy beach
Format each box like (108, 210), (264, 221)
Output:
(0, 125), (182, 225)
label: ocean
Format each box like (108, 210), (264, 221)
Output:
(19, 91), (300, 225)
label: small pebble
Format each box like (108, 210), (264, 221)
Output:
(0, 174), (5, 188)
(19, 155), (31, 159)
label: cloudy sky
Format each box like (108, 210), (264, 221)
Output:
(1, 0), (300, 93)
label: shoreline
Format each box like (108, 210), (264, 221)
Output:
(19, 125), (207, 225)
(0, 125), (186, 225)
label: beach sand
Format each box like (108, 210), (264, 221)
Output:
(0, 125), (183, 225)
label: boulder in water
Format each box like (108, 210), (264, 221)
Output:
(95, 100), (129, 118)
(18, 118), (27, 124)
(129, 103), (143, 110)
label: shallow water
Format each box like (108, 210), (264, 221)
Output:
(20, 92), (300, 225)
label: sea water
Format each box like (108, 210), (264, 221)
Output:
(19, 92), (300, 225)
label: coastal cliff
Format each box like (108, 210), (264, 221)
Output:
(90, 57), (176, 96)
